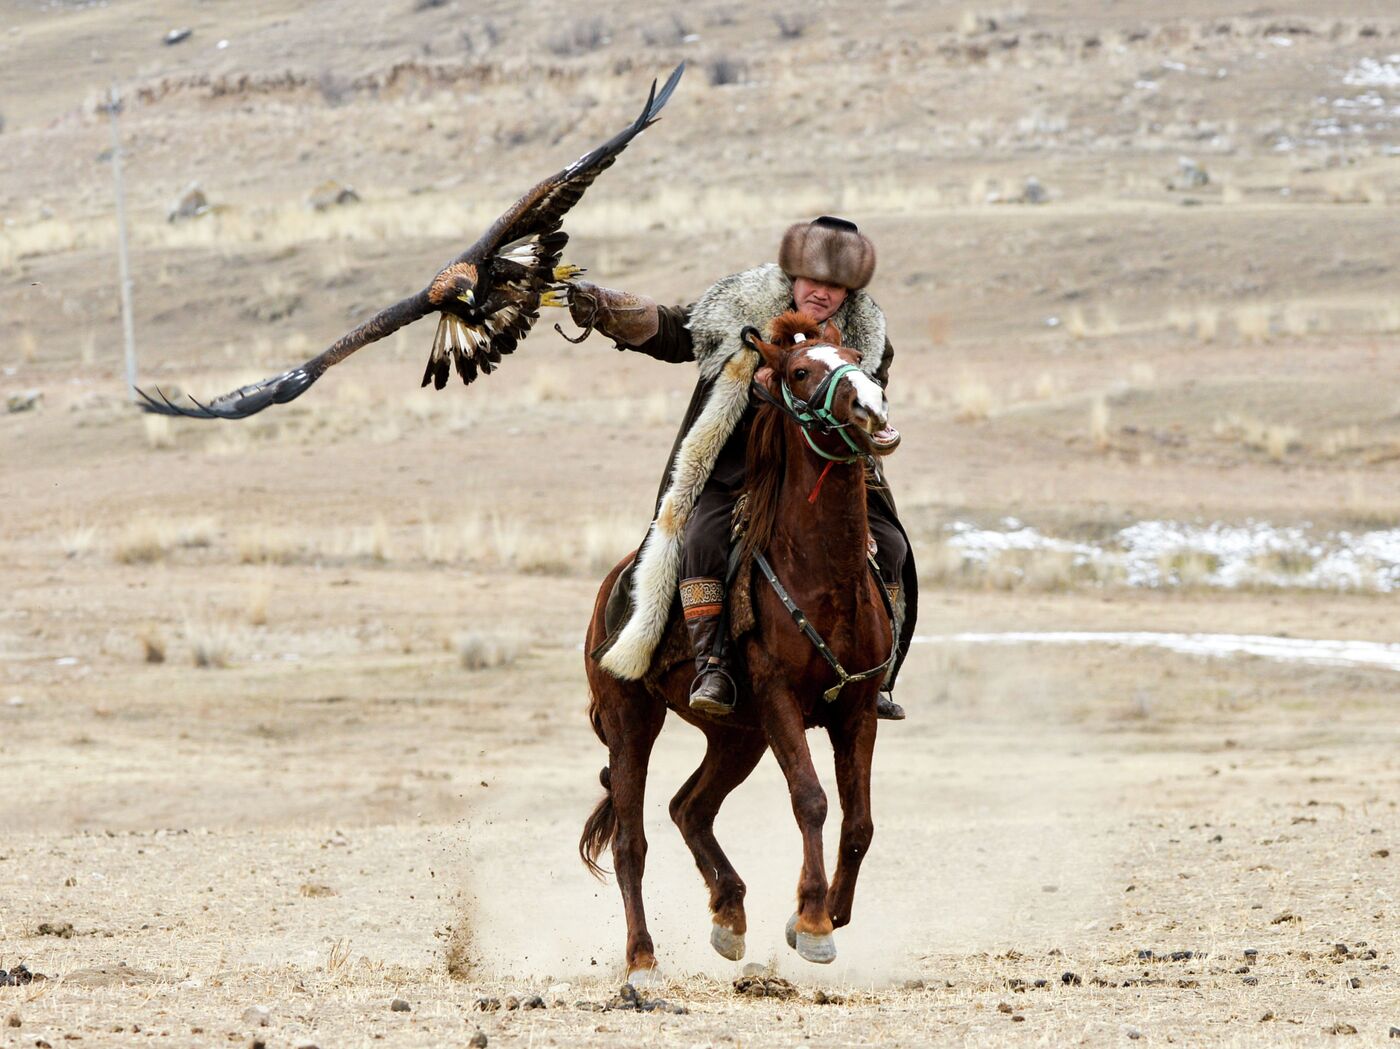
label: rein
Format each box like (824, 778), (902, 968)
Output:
(754, 551), (896, 702)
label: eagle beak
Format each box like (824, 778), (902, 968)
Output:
(458, 290), (475, 306)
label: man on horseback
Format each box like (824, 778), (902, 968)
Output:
(569, 216), (916, 721)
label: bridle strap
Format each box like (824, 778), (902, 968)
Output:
(750, 362), (868, 464)
(754, 550), (896, 702)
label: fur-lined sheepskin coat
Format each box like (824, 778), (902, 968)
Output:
(594, 263), (917, 684)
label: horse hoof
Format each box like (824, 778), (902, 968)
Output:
(626, 967), (658, 989)
(796, 931), (837, 964)
(710, 922), (745, 961)
(785, 912), (798, 950)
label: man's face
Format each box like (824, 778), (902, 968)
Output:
(792, 277), (849, 324)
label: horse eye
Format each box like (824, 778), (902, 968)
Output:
(793, 368), (808, 381)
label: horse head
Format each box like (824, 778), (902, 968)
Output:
(744, 312), (900, 458)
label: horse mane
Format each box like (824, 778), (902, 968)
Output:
(740, 391), (785, 566)
(767, 310), (834, 347)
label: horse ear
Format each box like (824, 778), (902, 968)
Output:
(741, 325), (784, 371)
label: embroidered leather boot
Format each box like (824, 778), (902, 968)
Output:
(680, 577), (735, 716)
(876, 581), (906, 721)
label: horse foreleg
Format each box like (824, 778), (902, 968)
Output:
(761, 694), (836, 964)
(669, 729), (768, 961)
(605, 700), (667, 983)
(825, 707), (877, 929)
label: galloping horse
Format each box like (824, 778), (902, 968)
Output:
(580, 311), (901, 983)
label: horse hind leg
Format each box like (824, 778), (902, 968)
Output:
(582, 673), (667, 984)
(668, 728), (768, 961)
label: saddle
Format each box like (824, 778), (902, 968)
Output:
(601, 549), (759, 684)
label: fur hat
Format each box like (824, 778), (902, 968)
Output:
(778, 215), (876, 290)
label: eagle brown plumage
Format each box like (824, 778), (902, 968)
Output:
(136, 63), (684, 420)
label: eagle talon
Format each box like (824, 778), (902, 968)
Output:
(540, 288), (571, 308)
(553, 263), (586, 282)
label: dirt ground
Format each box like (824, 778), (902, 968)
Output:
(3, 2), (1400, 1046)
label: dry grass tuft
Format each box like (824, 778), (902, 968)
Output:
(143, 415), (176, 450)
(112, 515), (217, 564)
(236, 526), (304, 565)
(1213, 413), (1300, 461)
(1089, 395), (1111, 451)
(186, 618), (238, 669)
(139, 631), (166, 664)
(953, 372), (995, 422)
(1168, 306), (1218, 343)
(455, 630), (526, 671)
(1319, 426), (1364, 458)
(1234, 305), (1272, 344)
(245, 575), (273, 627)
(59, 523), (100, 559)
(1158, 549), (1220, 587)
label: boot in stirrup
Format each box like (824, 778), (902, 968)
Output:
(877, 581), (906, 721)
(680, 577), (735, 717)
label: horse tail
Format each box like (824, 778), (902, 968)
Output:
(579, 765), (616, 880)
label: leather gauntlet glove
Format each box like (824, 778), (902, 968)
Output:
(568, 280), (660, 348)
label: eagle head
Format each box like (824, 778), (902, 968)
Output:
(429, 262), (479, 310)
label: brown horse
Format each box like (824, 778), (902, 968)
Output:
(580, 311), (900, 983)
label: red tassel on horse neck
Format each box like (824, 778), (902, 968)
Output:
(807, 460), (835, 505)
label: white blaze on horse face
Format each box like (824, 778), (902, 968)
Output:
(804, 345), (888, 422)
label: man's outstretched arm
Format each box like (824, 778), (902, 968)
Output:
(568, 280), (695, 363)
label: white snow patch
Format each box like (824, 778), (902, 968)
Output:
(940, 519), (1400, 593)
(1343, 56), (1400, 88)
(914, 632), (1400, 673)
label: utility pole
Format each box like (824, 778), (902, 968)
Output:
(106, 86), (138, 399)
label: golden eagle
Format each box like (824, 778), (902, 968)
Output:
(137, 63), (684, 419)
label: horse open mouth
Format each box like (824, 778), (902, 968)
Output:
(868, 424), (901, 455)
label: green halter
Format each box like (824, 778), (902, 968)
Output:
(779, 363), (866, 463)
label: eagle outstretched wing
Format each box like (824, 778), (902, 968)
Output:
(461, 61), (686, 262)
(136, 62), (685, 420)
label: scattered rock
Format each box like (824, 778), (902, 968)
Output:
(1374, 849), (1391, 858)
(1169, 950), (1194, 961)
(1125, 1028), (1142, 1040)
(1324, 1022), (1358, 1035)
(1244, 949), (1259, 960)
(168, 183), (209, 222)
(390, 998), (410, 1012)
(36, 922), (75, 939)
(503, 996), (519, 1010)
(6, 1013), (18, 1027)
(520, 995), (545, 1010)
(1168, 156), (1210, 190)
(468, 1033), (487, 1049)
(307, 181), (361, 211)
(734, 975), (798, 1000)
(294, 1042), (320, 1049)
(1012, 1014), (1025, 1022)
(7, 390), (42, 414)
(1271, 912), (1301, 925)
(1243, 976), (1259, 986)
(298, 883), (336, 898)
(240, 1006), (270, 1027)
(997, 1002), (1013, 1013)
(740, 962), (767, 977)
(1137, 949), (1154, 960)
(5, 965), (38, 986)
(811, 989), (846, 1005)
(1347, 978), (1361, 989)
(473, 997), (500, 1012)
(1021, 177), (1049, 204)
(1061, 972), (1082, 986)
(163, 27), (192, 45)
(1388, 1026), (1399, 1038)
